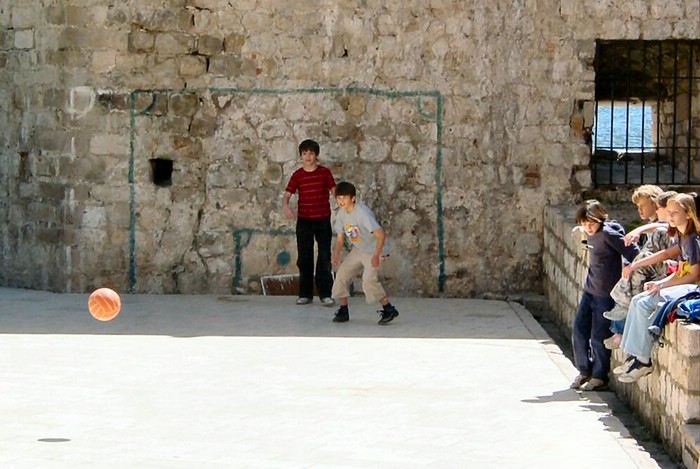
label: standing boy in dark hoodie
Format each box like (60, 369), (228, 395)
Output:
(570, 199), (640, 391)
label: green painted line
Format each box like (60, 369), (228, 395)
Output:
(129, 86), (444, 293)
(233, 228), (295, 292)
(128, 91), (137, 293)
(435, 94), (445, 292)
(132, 87), (440, 100)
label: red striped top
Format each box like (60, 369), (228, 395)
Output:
(285, 165), (336, 220)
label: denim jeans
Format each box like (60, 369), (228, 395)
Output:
(621, 284), (700, 361)
(296, 217), (333, 299)
(610, 319), (625, 335)
(572, 291), (615, 380)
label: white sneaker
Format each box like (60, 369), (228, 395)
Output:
(618, 359), (653, 383)
(603, 334), (621, 350)
(580, 377), (607, 391)
(613, 357), (634, 375)
(296, 297), (312, 305)
(320, 297), (335, 307)
(603, 304), (628, 321)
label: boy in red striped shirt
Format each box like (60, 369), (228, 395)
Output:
(283, 140), (337, 306)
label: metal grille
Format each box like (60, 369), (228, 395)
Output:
(592, 40), (700, 186)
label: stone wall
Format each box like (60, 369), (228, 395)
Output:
(544, 205), (700, 468)
(1, 2), (699, 294)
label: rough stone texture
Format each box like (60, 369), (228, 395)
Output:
(544, 205), (700, 466)
(1, 2), (700, 295)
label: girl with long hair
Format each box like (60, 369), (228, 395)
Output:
(615, 193), (700, 382)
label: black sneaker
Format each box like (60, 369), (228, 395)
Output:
(333, 307), (349, 323)
(378, 305), (399, 325)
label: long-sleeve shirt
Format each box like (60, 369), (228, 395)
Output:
(585, 221), (640, 297)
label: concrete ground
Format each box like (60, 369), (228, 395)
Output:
(0, 287), (681, 468)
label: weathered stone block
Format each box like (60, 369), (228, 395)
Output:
(209, 54), (241, 75)
(573, 168), (592, 188)
(29, 202), (57, 220)
(11, 7), (34, 28)
(0, 30), (12, 50)
(223, 32), (245, 54)
(677, 323), (700, 358)
(60, 28), (128, 52)
(359, 139), (389, 162)
(44, 6), (65, 25)
(666, 320), (679, 344)
(651, 0), (684, 19)
(656, 341), (672, 370)
(65, 6), (100, 27)
(36, 227), (62, 244)
(133, 9), (179, 33)
(686, 360), (700, 393)
(133, 92), (168, 116)
(90, 134), (129, 155)
(678, 391), (700, 423)
(106, 7), (128, 28)
(97, 92), (129, 112)
(169, 93), (199, 117)
(190, 114), (217, 138)
(129, 29), (155, 53)
(14, 29), (34, 49)
(37, 131), (68, 152)
(262, 163), (283, 185)
(91, 51), (116, 72)
(155, 32), (196, 55)
(197, 35), (223, 56)
(81, 206), (107, 229)
(179, 55), (207, 77)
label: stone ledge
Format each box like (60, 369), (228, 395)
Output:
(680, 424), (700, 469)
(545, 204), (700, 466)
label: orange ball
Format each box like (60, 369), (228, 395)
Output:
(88, 288), (121, 321)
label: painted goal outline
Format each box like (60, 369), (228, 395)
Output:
(129, 86), (445, 294)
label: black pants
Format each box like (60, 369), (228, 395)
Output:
(296, 217), (333, 299)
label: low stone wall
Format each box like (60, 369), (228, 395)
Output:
(543, 205), (700, 468)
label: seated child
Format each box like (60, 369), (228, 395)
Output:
(602, 190), (676, 349)
(615, 193), (700, 383)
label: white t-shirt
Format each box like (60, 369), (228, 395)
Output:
(334, 202), (389, 255)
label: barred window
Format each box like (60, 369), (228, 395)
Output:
(592, 40), (700, 186)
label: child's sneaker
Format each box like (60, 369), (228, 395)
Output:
(618, 359), (653, 383)
(603, 333), (621, 350)
(378, 305), (399, 325)
(580, 377), (608, 392)
(603, 304), (628, 321)
(613, 357), (634, 375)
(332, 306), (349, 323)
(569, 373), (590, 389)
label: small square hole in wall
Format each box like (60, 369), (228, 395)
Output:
(150, 158), (173, 187)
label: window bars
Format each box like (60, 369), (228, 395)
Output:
(592, 40), (700, 186)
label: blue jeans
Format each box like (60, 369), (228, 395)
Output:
(296, 217), (333, 299)
(572, 291), (615, 380)
(610, 319), (625, 334)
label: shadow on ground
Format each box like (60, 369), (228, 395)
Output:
(534, 313), (683, 469)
